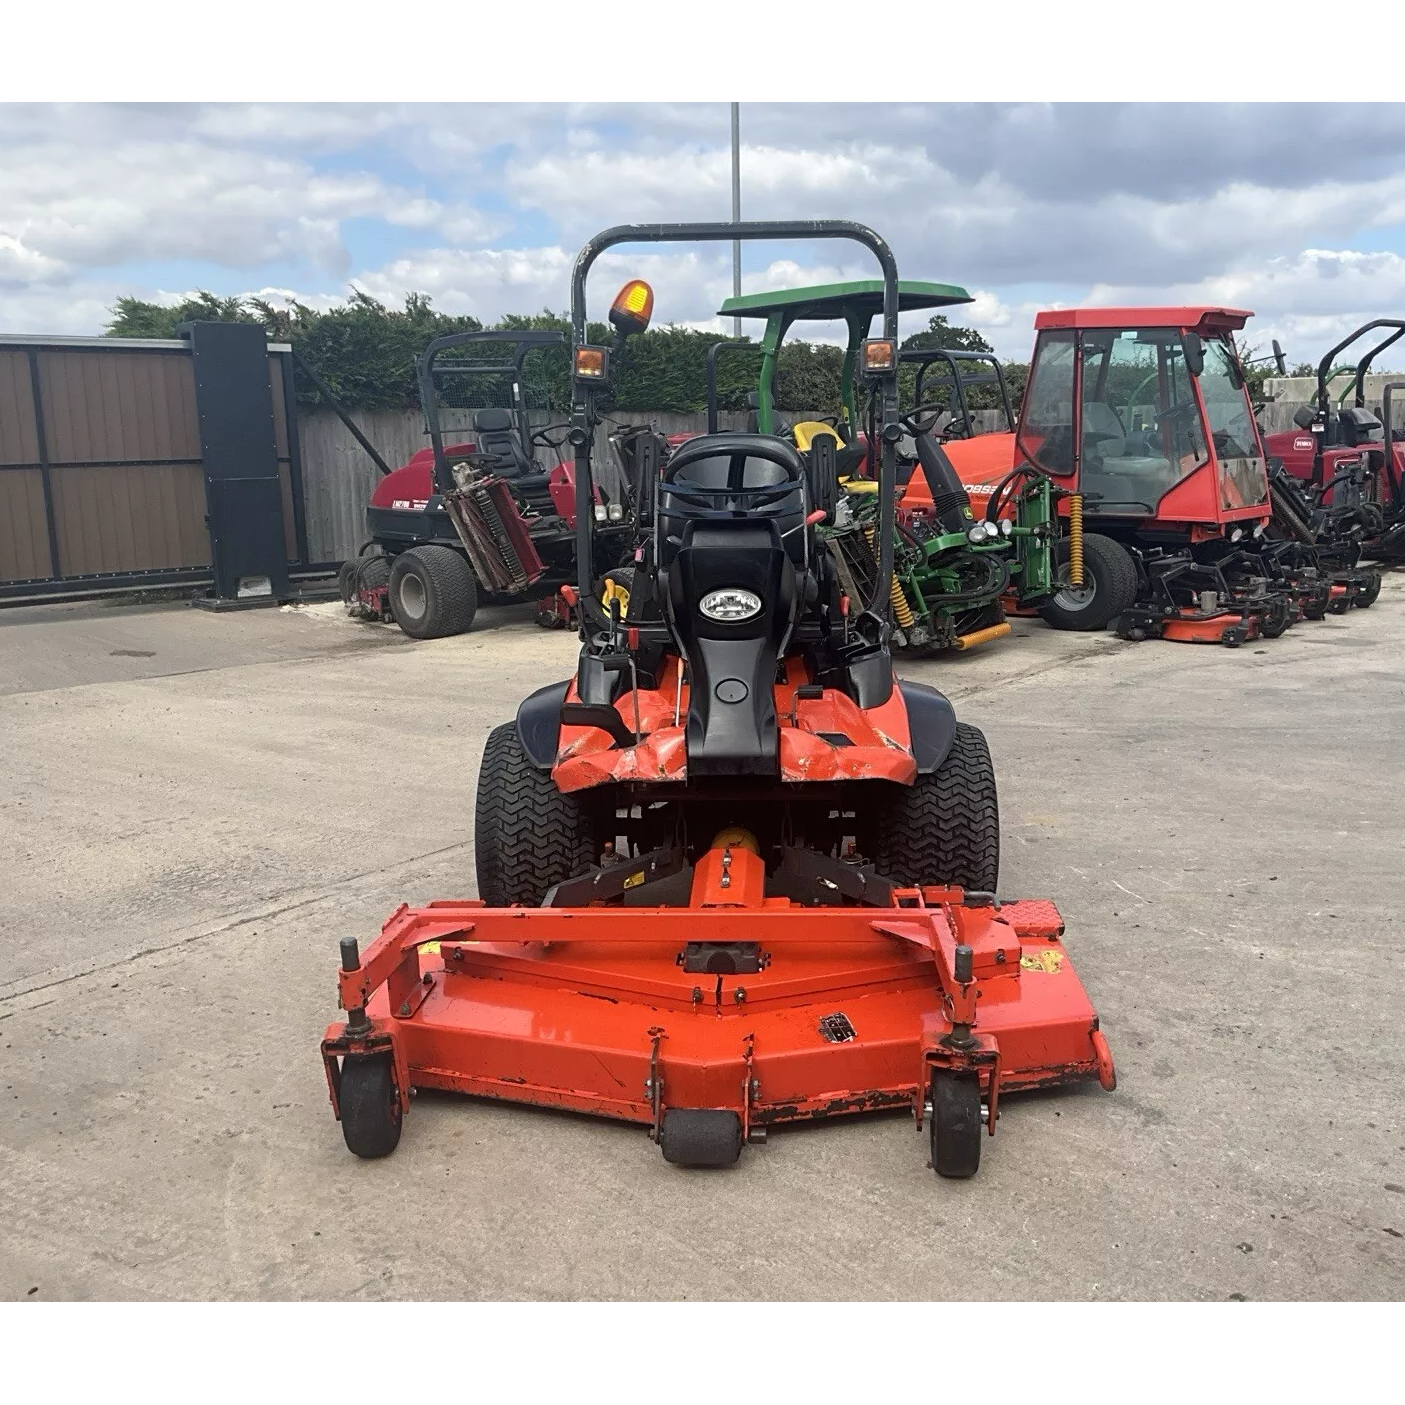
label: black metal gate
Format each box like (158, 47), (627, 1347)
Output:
(0, 324), (331, 603)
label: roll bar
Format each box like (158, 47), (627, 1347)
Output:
(417, 330), (564, 494)
(705, 339), (763, 434)
(1314, 319), (1405, 415)
(568, 221), (902, 636)
(903, 348), (1016, 434)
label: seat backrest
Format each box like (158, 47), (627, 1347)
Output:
(1083, 401), (1125, 458)
(666, 518), (796, 777)
(658, 433), (807, 568)
(472, 407), (535, 477)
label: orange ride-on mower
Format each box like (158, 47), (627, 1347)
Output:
(320, 221), (1115, 1177)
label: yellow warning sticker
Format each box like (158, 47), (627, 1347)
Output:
(420, 941), (441, 956)
(623, 870), (646, 890)
(1020, 950), (1064, 974)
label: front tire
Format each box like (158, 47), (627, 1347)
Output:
(1037, 533), (1138, 632)
(388, 546), (478, 640)
(871, 721), (999, 891)
(339, 1054), (402, 1159)
(475, 722), (597, 906)
(930, 1070), (982, 1179)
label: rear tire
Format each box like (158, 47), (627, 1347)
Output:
(337, 559), (360, 605)
(475, 721), (597, 906)
(389, 546), (478, 640)
(871, 721), (999, 891)
(339, 1054), (402, 1159)
(1038, 534), (1138, 632)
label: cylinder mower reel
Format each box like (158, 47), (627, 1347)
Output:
(319, 220), (1115, 1179)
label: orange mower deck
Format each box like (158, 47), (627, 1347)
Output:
(322, 841), (1114, 1171)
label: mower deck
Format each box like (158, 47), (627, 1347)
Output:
(323, 844), (1114, 1171)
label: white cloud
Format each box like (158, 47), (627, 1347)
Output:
(1083, 248), (1405, 365)
(3, 101), (1405, 372)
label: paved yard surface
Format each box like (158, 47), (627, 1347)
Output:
(2, 583), (1403, 1300)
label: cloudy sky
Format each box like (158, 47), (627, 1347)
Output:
(4, 101), (1405, 364)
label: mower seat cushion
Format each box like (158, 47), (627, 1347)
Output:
(472, 407), (536, 478)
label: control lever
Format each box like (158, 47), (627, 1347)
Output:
(782, 509), (827, 539)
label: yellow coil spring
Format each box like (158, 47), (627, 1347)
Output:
(1068, 493), (1085, 587)
(866, 526), (916, 627)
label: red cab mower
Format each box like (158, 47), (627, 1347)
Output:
(321, 221), (1114, 1177)
(338, 329), (634, 639)
(940, 307), (1369, 645)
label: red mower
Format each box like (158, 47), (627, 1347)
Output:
(338, 329), (635, 639)
(1262, 317), (1405, 571)
(932, 306), (1378, 645)
(320, 220), (1115, 1178)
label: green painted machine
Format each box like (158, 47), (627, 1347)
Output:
(714, 280), (1069, 654)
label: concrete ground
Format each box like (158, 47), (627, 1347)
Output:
(2, 582), (1403, 1301)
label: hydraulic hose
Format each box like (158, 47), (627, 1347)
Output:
(984, 464), (1040, 524)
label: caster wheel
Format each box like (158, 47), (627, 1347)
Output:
(1355, 573), (1382, 608)
(1221, 626), (1244, 648)
(338, 1053), (402, 1159)
(659, 1109), (742, 1167)
(929, 1071), (982, 1179)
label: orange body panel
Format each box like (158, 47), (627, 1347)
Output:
(902, 433), (1018, 518)
(552, 654), (916, 793)
(1159, 611), (1260, 644)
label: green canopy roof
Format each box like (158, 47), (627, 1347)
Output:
(717, 278), (972, 322)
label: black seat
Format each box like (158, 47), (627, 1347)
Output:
(666, 518), (797, 777)
(472, 407), (537, 478)
(471, 406), (557, 519)
(658, 432), (807, 567)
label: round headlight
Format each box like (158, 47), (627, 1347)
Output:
(1230, 526), (1244, 542)
(966, 524), (986, 544)
(699, 588), (763, 623)
(999, 518), (1014, 537)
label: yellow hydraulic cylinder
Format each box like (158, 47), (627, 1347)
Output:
(1067, 494), (1085, 587)
(954, 621), (1013, 651)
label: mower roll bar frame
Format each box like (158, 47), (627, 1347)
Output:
(706, 339), (763, 434)
(569, 221), (902, 637)
(1314, 319), (1405, 415)
(903, 348), (1016, 435)
(416, 329), (565, 494)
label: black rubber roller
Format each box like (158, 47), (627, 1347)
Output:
(658, 1109), (743, 1167)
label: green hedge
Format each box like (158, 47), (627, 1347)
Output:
(106, 293), (1025, 415)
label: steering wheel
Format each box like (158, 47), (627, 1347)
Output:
(1155, 400), (1197, 426)
(901, 401), (955, 437)
(531, 423), (572, 450)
